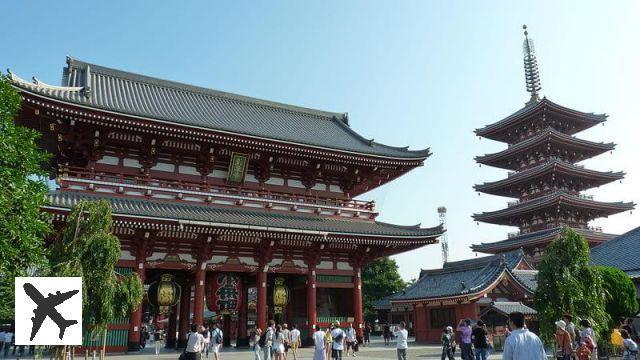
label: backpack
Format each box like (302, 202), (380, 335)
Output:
(259, 331), (267, 347)
(213, 329), (222, 344)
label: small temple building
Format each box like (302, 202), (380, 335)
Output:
(381, 250), (537, 343)
(471, 26), (634, 263)
(8, 57), (443, 351)
(591, 226), (640, 301)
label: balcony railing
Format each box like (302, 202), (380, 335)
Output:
(57, 167), (377, 215)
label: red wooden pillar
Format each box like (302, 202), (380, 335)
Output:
(193, 262), (206, 326)
(167, 309), (177, 348)
(237, 275), (249, 346)
(353, 268), (364, 338)
(178, 281), (191, 348)
(306, 267), (317, 344)
(128, 260), (146, 351)
(256, 270), (267, 330)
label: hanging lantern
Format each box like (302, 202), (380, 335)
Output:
(208, 273), (243, 314)
(272, 277), (290, 314)
(147, 274), (181, 315)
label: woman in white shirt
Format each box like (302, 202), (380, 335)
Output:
(313, 325), (326, 360)
(185, 324), (206, 360)
(249, 326), (262, 360)
(273, 325), (286, 359)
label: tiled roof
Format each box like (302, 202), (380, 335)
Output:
(390, 250), (529, 301)
(512, 270), (538, 292)
(9, 57), (430, 160)
(592, 226), (640, 279)
(44, 191), (443, 240)
(475, 98), (606, 140)
(472, 192), (634, 225)
(485, 302), (538, 316)
(371, 297), (392, 310)
(474, 159), (625, 197)
(471, 226), (616, 253)
(475, 128), (615, 169)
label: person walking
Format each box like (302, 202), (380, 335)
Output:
(211, 322), (223, 360)
(0, 328), (5, 357)
(345, 323), (357, 357)
(313, 325), (326, 360)
(472, 320), (489, 360)
(562, 314), (578, 357)
(289, 324), (301, 360)
(394, 321), (409, 360)
(154, 329), (164, 356)
(363, 324), (371, 347)
(4, 329), (13, 358)
(457, 319), (474, 360)
(273, 325), (286, 360)
(201, 325), (211, 358)
(331, 321), (345, 360)
(325, 326), (334, 360)
(502, 312), (546, 360)
(623, 319), (639, 343)
(264, 321), (275, 360)
(621, 329), (638, 360)
(579, 319), (597, 360)
(441, 327), (455, 360)
(250, 327), (262, 360)
(282, 324), (290, 359)
(555, 320), (572, 360)
(383, 324), (391, 346)
(185, 324), (206, 360)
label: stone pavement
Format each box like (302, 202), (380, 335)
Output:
(104, 339), (504, 360)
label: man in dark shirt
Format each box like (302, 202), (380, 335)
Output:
(471, 320), (489, 360)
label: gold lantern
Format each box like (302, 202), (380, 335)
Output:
(147, 274), (181, 314)
(272, 277), (290, 314)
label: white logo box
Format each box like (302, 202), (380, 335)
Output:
(15, 277), (83, 345)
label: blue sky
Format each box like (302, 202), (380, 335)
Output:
(3, 1), (639, 280)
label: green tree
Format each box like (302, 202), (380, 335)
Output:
(362, 257), (406, 321)
(533, 228), (609, 342)
(0, 73), (51, 320)
(596, 266), (639, 329)
(50, 200), (143, 358)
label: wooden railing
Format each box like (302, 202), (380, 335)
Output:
(59, 167), (377, 213)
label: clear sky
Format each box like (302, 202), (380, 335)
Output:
(3, 1), (639, 281)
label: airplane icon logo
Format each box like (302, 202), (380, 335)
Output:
(23, 283), (79, 341)
(15, 277), (82, 345)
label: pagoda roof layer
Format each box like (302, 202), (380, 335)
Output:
(475, 128), (615, 170)
(389, 250), (535, 302)
(592, 226), (640, 279)
(44, 191), (443, 243)
(474, 159), (625, 197)
(475, 98), (607, 142)
(9, 57), (430, 160)
(471, 226), (617, 253)
(472, 191), (634, 226)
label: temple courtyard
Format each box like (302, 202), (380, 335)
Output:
(105, 338), (504, 360)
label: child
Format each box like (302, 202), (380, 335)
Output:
(622, 329), (638, 360)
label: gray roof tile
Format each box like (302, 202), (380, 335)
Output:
(45, 191), (443, 240)
(485, 301), (537, 316)
(592, 226), (640, 277)
(390, 250), (529, 301)
(10, 57), (430, 160)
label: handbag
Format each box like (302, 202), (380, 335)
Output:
(179, 333), (192, 360)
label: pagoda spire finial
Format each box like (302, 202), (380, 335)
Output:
(522, 25), (542, 104)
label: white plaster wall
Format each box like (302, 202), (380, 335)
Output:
(336, 262), (353, 271)
(152, 162), (175, 172)
(97, 156), (119, 165)
(179, 165), (199, 175)
(265, 177), (285, 186)
(147, 252), (168, 261)
(317, 261), (333, 270)
(123, 158), (142, 168)
(239, 257), (259, 266)
(120, 250), (135, 260)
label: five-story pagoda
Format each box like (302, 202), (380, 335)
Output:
(471, 26), (634, 263)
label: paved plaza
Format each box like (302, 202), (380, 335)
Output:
(101, 339), (503, 360)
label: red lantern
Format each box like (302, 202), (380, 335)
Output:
(207, 273), (243, 314)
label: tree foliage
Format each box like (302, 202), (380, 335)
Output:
(533, 228), (609, 342)
(0, 73), (51, 320)
(596, 266), (639, 329)
(362, 257), (406, 321)
(49, 200), (143, 351)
